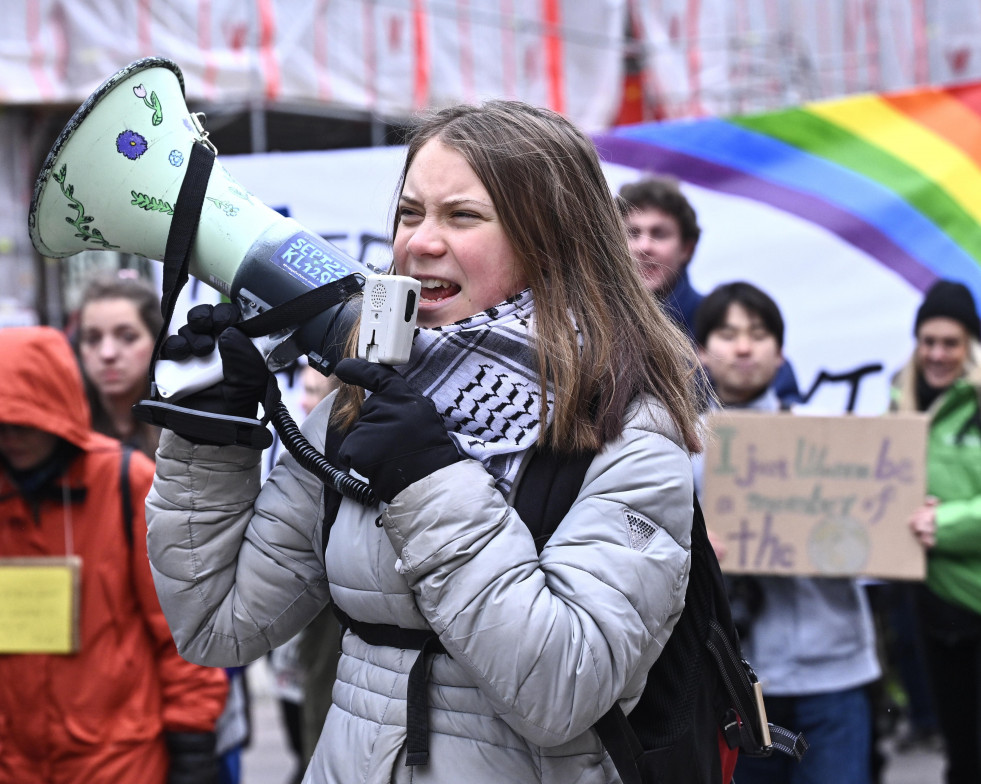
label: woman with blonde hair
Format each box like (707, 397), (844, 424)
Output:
(145, 100), (704, 783)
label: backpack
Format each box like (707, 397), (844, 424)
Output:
(120, 446), (135, 546)
(323, 440), (808, 783)
(512, 446), (807, 784)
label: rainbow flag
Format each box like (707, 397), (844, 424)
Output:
(595, 82), (981, 301)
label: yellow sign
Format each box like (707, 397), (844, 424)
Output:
(0, 557), (81, 653)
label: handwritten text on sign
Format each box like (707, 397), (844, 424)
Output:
(0, 557), (81, 653)
(702, 412), (927, 579)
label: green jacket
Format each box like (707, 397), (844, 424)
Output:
(890, 343), (981, 615)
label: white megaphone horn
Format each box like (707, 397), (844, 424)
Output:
(28, 57), (374, 399)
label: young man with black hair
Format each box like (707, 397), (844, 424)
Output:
(694, 282), (880, 784)
(619, 177), (802, 405)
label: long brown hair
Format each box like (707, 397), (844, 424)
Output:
(336, 100), (704, 453)
(75, 274), (163, 457)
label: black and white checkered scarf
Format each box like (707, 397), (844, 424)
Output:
(398, 288), (548, 495)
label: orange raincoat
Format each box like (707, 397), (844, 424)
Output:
(0, 327), (227, 784)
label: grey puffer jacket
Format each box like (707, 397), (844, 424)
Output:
(146, 393), (693, 784)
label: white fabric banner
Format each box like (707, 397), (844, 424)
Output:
(5, 1), (981, 127)
(629, 0), (981, 118)
(1, 0), (626, 132)
(208, 146), (917, 426)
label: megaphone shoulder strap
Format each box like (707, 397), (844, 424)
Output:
(151, 140), (217, 381)
(234, 275), (363, 340)
(150, 138), (363, 367)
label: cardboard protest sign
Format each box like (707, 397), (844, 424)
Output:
(702, 412), (928, 579)
(0, 557), (81, 653)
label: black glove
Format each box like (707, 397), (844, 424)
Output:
(333, 358), (462, 503)
(159, 303), (274, 420)
(135, 303), (280, 448)
(165, 731), (219, 784)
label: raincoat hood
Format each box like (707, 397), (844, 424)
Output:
(0, 326), (93, 450)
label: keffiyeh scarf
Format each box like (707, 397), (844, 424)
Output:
(398, 289), (548, 495)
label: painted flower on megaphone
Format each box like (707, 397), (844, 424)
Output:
(116, 130), (148, 160)
(133, 83), (164, 125)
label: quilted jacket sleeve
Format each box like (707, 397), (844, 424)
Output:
(145, 407), (333, 667)
(381, 398), (693, 747)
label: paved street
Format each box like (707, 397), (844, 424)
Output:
(241, 658), (946, 784)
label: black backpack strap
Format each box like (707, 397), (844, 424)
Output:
(594, 706), (644, 784)
(330, 603), (447, 766)
(512, 445), (652, 784)
(120, 445), (134, 549)
(320, 424), (445, 766)
(320, 422), (347, 551)
(693, 494), (807, 761)
(511, 445), (595, 553)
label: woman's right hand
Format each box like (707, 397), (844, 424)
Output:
(333, 358), (462, 503)
(707, 527), (728, 562)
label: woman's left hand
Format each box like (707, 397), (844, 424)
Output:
(333, 358), (462, 503)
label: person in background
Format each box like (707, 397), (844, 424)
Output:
(74, 273), (251, 784)
(617, 176), (703, 337)
(618, 176), (802, 405)
(293, 364), (345, 768)
(143, 99), (704, 783)
(75, 273), (162, 457)
(891, 279), (981, 784)
(298, 363), (338, 420)
(0, 326), (227, 784)
(693, 282), (880, 784)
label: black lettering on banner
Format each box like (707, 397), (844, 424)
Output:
(800, 363), (883, 412)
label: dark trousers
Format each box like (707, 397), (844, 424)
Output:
(733, 686), (871, 784)
(916, 587), (981, 784)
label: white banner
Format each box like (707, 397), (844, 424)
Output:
(5, 1), (981, 127)
(0, 1), (626, 132)
(208, 146), (918, 428)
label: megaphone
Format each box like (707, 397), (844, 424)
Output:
(28, 57), (415, 504)
(28, 56), (373, 391)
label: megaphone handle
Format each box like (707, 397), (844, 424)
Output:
(154, 351), (225, 400)
(133, 400), (274, 450)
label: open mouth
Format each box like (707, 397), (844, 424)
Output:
(418, 278), (461, 303)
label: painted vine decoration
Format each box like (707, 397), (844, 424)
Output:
(131, 191), (174, 215)
(207, 197), (240, 216)
(53, 164), (119, 249)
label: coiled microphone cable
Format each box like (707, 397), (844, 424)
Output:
(270, 400), (377, 507)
